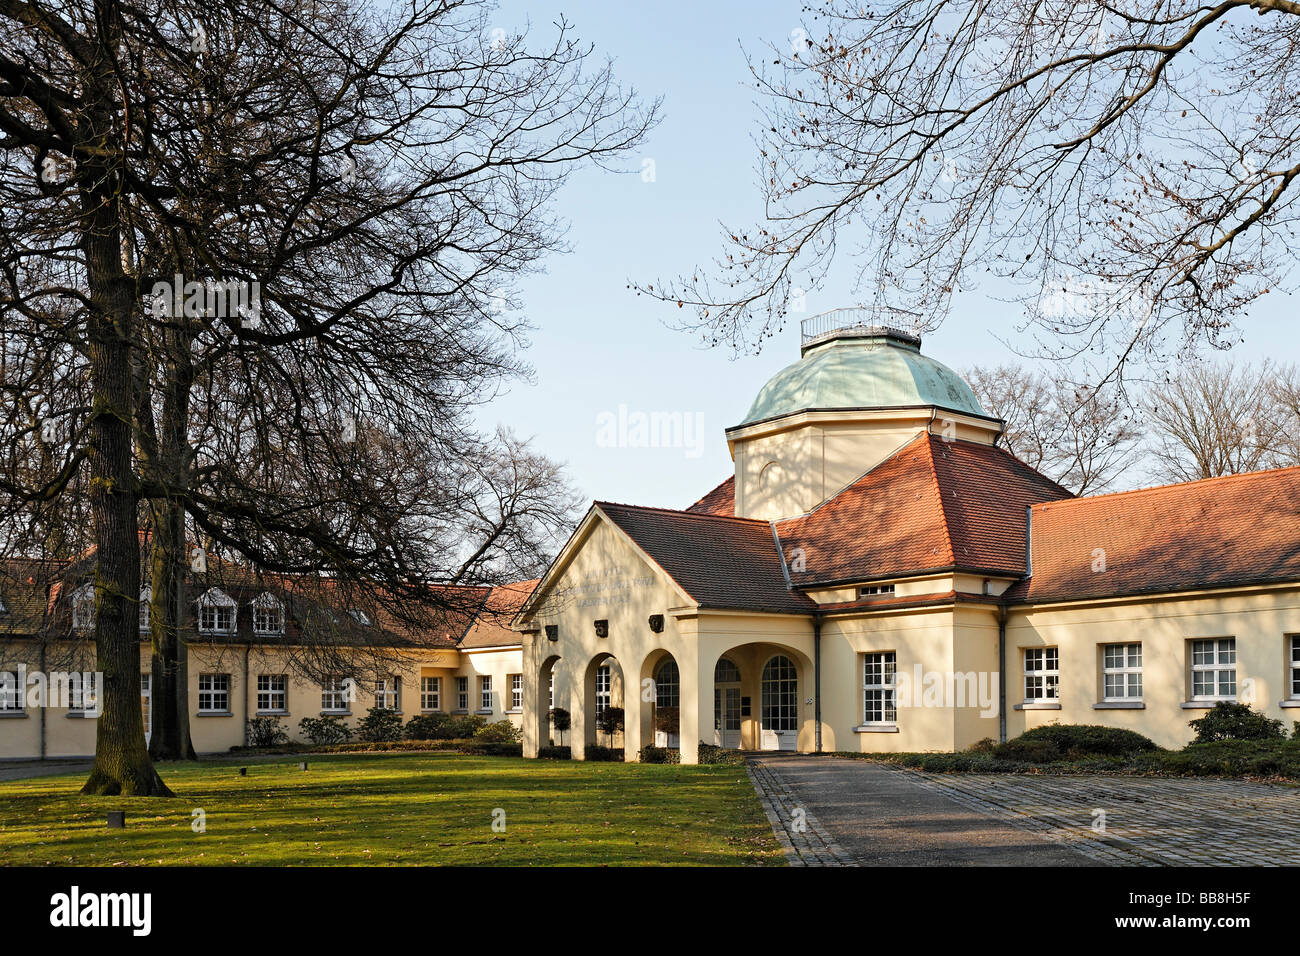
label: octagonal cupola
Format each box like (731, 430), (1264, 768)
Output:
(726, 309), (1002, 520)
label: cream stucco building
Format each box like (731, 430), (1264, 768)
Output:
(516, 310), (1300, 763)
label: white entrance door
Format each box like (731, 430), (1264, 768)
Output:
(760, 656), (798, 751)
(713, 686), (741, 749)
(141, 673), (152, 746)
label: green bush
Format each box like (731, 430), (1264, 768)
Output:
(448, 714), (488, 739)
(993, 724), (1160, 762)
(247, 715), (288, 748)
(404, 712), (455, 740)
(537, 745), (571, 759)
(697, 743), (745, 766)
(1188, 702), (1285, 743)
(639, 745), (680, 764)
(549, 708), (571, 746)
(298, 714), (352, 745)
(475, 719), (522, 744)
(356, 706), (405, 743)
(1146, 739), (1300, 778)
(583, 744), (624, 762)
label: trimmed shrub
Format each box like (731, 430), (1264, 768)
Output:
(583, 744), (624, 762)
(697, 743), (745, 766)
(549, 708), (571, 746)
(298, 714), (352, 745)
(475, 719), (522, 744)
(448, 714), (488, 739)
(356, 706), (405, 743)
(993, 724), (1160, 763)
(596, 706), (625, 744)
(1188, 702), (1285, 743)
(404, 712), (455, 740)
(537, 745), (571, 760)
(639, 745), (680, 764)
(247, 715), (288, 748)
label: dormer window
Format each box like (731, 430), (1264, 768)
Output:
(197, 588), (237, 635)
(139, 587), (152, 632)
(857, 584), (896, 599)
(71, 583), (95, 631)
(348, 609), (372, 627)
(251, 593), (285, 636)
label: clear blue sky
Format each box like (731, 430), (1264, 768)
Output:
(478, 0), (1296, 509)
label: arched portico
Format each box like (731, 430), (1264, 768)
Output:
(579, 652), (625, 758)
(695, 641), (817, 757)
(532, 654), (562, 753)
(638, 650), (681, 752)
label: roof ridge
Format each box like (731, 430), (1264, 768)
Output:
(595, 500), (769, 525)
(1032, 463), (1300, 511)
(924, 436), (959, 566)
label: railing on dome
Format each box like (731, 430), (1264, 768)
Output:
(799, 307), (923, 351)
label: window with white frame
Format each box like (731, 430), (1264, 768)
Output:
(375, 676), (400, 711)
(857, 584), (896, 598)
(654, 659), (679, 709)
(594, 665), (611, 722)
(420, 676), (441, 711)
(509, 674), (522, 711)
(252, 594), (284, 636)
(257, 674), (287, 712)
(198, 673), (231, 713)
(1102, 643), (1143, 701)
(1191, 638), (1236, 700)
(1023, 647), (1059, 702)
(1290, 636), (1300, 700)
(139, 587), (151, 632)
(456, 675), (469, 711)
(479, 675), (493, 712)
(862, 652), (897, 724)
(71, 583), (94, 631)
(197, 589), (236, 635)
(0, 670), (22, 711)
(548, 672), (554, 709)
(321, 676), (351, 712)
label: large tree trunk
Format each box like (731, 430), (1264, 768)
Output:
(148, 497), (196, 761)
(79, 1), (171, 796)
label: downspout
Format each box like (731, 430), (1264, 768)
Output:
(243, 644), (250, 748)
(997, 603), (1007, 744)
(39, 580), (49, 760)
(814, 614), (823, 754)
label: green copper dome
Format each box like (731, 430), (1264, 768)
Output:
(739, 315), (984, 426)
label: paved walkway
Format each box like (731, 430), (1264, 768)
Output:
(750, 755), (1300, 867)
(748, 754), (1090, 866)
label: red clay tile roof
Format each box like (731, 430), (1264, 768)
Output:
(596, 502), (816, 614)
(686, 476), (735, 516)
(1005, 467), (1300, 605)
(460, 579), (538, 648)
(775, 435), (1073, 588)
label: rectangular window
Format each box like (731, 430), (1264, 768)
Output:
(421, 676), (441, 712)
(1191, 638), (1236, 700)
(862, 652), (897, 724)
(257, 674), (287, 713)
(198, 673), (231, 713)
(595, 665), (611, 721)
(1023, 647), (1059, 702)
(199, 604), (234, 634)
(1102, 643), (1143, 701)
(0, 671), (22, 711)
(456, 676), (469, 711)
(375, 676), (400, 711)
(321, 676), (351, 713)
(139, 600), (150, 633)
(1291, 636), (1300, 700)
(66, 672), (95, 712)
(253, 604), (282, 635)
(857, 584), (896, 598)
(510, 674), (523, 711)
(479, 675), (493, 712)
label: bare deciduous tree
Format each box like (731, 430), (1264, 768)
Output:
(636, 0), (1300, 378)
(1145, 360), (1284, 483)
(967, 364), (1142, 494)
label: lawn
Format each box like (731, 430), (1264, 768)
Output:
(0, 753), (784, 866)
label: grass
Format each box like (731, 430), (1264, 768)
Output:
(0, 753), (784, 866)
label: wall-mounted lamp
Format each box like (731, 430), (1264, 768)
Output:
(594, 619), (608, 638)
(545, 624), (559, 642)
(648, 614), (664, 633)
